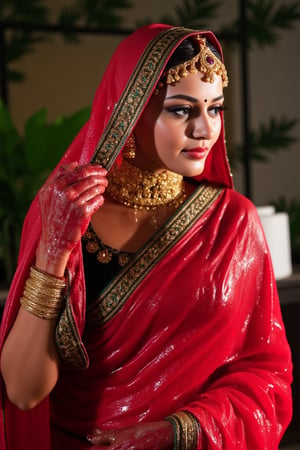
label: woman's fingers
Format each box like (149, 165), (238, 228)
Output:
(87, 429), (117, 445)
(38, 162), (108, 265)
(86, 421), (174, 449)
(62, 164), (107, 185)
(62, 174), (108, 203)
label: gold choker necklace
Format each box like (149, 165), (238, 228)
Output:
(107, 159), (186, 210)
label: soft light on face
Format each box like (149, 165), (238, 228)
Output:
(133, 71), (224, 177)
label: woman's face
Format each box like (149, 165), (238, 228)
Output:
(133, 71), (224, 177)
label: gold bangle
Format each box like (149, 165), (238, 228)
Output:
(30, 266), (66, 288)
(165, 411), (199, 450)
(165, 415), (181, 450)
(24, 281), (63, 302)
(20, 266), (67, 320)
(20, 297), (64, 320)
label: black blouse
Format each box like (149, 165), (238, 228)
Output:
(82, 224), (135, 305)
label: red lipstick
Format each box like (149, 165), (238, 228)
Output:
(183, 147), (208, 159)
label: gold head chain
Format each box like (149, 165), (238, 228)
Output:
(156, 35), (228, 92)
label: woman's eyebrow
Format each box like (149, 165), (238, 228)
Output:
(212, 95), (224, 102)
(165, 94), (224, 102)
(165, 94), (198, 102)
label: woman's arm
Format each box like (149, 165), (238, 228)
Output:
(0, 163), (107, 410)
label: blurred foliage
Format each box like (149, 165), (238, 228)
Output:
(57, 0), (132, 42)
(247, 0), (300, 47)
(230, 117), (298, 164)
(58, 0), (132, 29)
(138, 0), (220, 29)
(0, 0), (132, 80)
(0, 0), (49, 81)
(2, 0), (300, 80)
(220, 0), (300, 47)
(0, 99), (91, 282)
(141, 0), (300, 47)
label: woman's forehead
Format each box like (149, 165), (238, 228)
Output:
(164, 71), (224, 101)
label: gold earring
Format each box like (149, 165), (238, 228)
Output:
(123, 134), (136, 159)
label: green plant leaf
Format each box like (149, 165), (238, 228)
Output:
(147, 0), (220, 28)
(0, 99), (18, 137)
(5, 30), (47, 63)
(0, 100), (20, 179)
(175, 0), (220, 26)
(0, 103), (91, 282)
(23, 107), (91, 174)
(248, 0), (300, 47)
(220, 0), (300, 47)
(0, 0), (49, 22)
(57, 6), (82, 43)
(75, 0), (132, 28)
(233, 116), (298, 163)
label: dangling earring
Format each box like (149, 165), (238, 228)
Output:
(123, 134), (136, 159)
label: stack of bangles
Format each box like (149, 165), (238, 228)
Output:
(20, 266), (67, 320)
(165, 411), (200, 450)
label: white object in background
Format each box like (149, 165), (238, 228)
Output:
(256, 206), (293, 280)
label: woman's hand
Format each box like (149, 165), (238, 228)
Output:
(37, 162), (107, 274)
(86, 421), (173, 449)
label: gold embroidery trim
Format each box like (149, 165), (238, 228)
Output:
(54, 28), (203, 366)
(87, 184), (222, 327)
(55, 298), (89, 368)
(90, 27), (198, 170)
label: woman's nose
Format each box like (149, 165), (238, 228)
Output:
(192, 115), (213, 139)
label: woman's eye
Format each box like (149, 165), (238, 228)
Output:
(209, 105), (226, 116)
(167, 106), (191, 117)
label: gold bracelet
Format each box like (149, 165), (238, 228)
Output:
(30, 266), (66, 288)
(24, 281), (63, 302)
(165, 415), (181, 450)
(20, 297), (64, 320)
(20, 266), (66, 320)
(165, 411), (199, 450)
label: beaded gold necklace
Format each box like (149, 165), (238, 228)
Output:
(107, 158), (186, 210)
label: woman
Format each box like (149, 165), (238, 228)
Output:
(0, 24), (292, 449)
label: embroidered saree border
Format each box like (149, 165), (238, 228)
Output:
(54, 27), (202, 367)
(87, 184), (223, 326)
(90, 27), (195, 170)
(55, 298), (89, 368)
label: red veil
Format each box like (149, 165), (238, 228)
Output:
(0, 24), (292, 449)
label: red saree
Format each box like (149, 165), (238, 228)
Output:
(0, 24), (292, 449)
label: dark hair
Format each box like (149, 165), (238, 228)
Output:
(165, 37), (222, 70)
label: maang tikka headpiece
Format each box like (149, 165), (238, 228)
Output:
(159, 35), (228, 90)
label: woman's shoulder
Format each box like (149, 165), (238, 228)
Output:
(220, 187), (261, 224)
(214, 187), (268, 251)
(223, 187), (257, 209)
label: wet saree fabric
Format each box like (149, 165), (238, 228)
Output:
(0, 24), (292, 449)
(50, 186), (292, 449)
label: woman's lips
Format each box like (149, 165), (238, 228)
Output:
(182, 147), (208, 159)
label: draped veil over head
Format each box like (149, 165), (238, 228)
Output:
(80, 24), (233, 186)
(1, 22), (233, 351)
